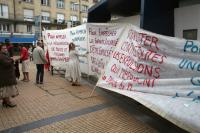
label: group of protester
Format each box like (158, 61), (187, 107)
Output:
(0, 40), (86, 108)
(0, 40), (48, 108)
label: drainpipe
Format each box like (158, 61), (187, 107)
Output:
(13, 0), (16, 32)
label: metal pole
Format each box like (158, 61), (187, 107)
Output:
(40, 15), (42, 40)
(79, 0), (81, 24)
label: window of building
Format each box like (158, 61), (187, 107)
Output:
(41, 0), (50, 6)
(81, 5), (88, 13)
(23, 0), (33, 3)
(0, 4), (8, 18)
(57, 13), (65, 23)
(82, 17), (87, 23)
(57, 0), (64, 8)
(27, 25), (32, 33)
(70, 2), (79, 11)
(0, 24), (10, 32)
(24, 9), (33, 21)
(70, 15), (78, 21)
(41, 12), (50, 23)
(183, 29), (198, 40)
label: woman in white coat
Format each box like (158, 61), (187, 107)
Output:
(65, 43), (87, 86)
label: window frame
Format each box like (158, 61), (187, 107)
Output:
(183, 29), (198, 40)
(41, 11), (50, 23)
(27, 25), (32, 33)
(57, 0), (65, 9)
(57, 13), (65, 23)
(24, 9), (34, 21)
(41, 0), (50, 6)
(70, 2), (79, 11)
(0, 24), (10, 32)
(81, 5), (88, 13)
(0, 4), (9, 19)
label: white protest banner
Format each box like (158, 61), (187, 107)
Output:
(87, 23), (127, 76)
(67, 24), (88, 74)
(97, 25), (200, 133)
(44, 29), (69, 69)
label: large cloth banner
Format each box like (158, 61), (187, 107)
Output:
(87, 23), (127, 76)
(44, 29), (69, 69)
(97, 25), (200, 133)
(67, 24), (88, 74)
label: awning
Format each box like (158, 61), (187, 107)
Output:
(88, 0), (111, 22)
(0, 37), (35, 44)
(88, 0), (140, 22)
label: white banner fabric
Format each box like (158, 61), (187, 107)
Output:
(97, 25), (200, 133)
(87, 23), (127, 76)
(44, 29), (69, 69)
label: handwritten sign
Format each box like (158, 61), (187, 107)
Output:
(44, 29), (69, 69)
(87, 23), (126, 76)
(96, 25), (200, 133)
(97, 25), (200, 96)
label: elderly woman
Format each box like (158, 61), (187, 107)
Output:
(65, 43), (88, 86)
(0, 44), (18, 107)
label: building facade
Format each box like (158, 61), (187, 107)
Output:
(174, 0), (200, 41)
(0, 0), (98, 43)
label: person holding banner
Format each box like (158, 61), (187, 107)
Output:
(65, 43), (88, 86)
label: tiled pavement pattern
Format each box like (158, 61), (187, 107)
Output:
(0, 62), (158, 132)
(25, 106), (157, 133)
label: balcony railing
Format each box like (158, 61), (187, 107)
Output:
(0, 13), (83, 26)
(24, 15), (34, 21)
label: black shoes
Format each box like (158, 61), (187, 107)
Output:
(2, 102), (17, 108)
(36, 81), (43, 84)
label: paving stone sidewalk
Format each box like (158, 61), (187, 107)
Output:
(0, 62), (158, 133)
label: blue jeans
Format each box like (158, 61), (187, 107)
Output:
(36, 64), (44, 83)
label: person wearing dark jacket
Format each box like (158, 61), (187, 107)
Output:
(0, 44), (18, 107)
(14, 60), (20, 79)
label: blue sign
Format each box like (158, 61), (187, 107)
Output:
(34, 16), (41, 40)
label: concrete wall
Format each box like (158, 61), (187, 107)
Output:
(174, 4), (200, 41)
(109, 15), (140, 27)
(179, 0), (200, 7)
